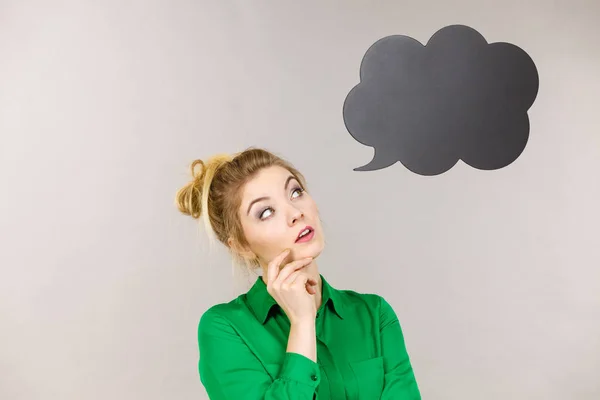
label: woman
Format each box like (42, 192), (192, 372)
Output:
(175, 147), (421, 399)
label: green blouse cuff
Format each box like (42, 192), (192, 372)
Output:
(279, 352), (321, 388)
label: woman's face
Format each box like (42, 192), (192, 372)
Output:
(237, 165), (325, 268)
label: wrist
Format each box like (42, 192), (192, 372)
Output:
(290, 316), (316, 327)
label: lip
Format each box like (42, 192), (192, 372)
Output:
(295, 226), (314, 243)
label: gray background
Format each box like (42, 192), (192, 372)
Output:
(1, 1), (599, 399)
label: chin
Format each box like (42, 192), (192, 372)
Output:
(304, 241), (325, 260)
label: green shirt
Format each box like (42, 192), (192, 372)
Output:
(198, 274), (421, 399)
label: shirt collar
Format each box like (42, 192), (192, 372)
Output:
(245, 273), (345, 324)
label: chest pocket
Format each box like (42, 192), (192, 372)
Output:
(349, 356), (385, 399)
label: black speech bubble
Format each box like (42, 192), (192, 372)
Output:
(343, 24), (539, 176)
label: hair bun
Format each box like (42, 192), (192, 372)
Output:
(175, 159), (207, 219)
(190, 159), (206, 182)
(175, 155), (233, 220)
(190, 159), (207, 194)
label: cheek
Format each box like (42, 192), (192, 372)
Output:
(245, 222), (288, 254)
(308, 203), (321, 223)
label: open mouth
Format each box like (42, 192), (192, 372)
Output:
(295, 226), (315, 243)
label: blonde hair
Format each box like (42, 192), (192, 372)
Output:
(175, 147), (307, 270)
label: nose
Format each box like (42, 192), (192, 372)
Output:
(288, 205), (304, 226)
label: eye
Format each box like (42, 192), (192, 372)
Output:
(258, 207), (274, 220)
(256, 187), (304, 221)
(291, 187), (304, 199)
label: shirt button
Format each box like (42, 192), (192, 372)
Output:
(311, 374), (318, 381)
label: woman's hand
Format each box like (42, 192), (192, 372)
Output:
(265, 249), (318, 324)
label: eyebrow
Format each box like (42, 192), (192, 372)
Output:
(246, 175), (296, 216)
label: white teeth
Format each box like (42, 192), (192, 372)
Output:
(298, 228), (310, 238)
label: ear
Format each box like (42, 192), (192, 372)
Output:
(228, 237), (256, 261)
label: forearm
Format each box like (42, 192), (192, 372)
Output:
(379, 296), (421, 399)
(199, 310), (321, 399)
(286, 319), (317, 362)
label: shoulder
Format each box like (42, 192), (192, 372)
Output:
(340, 288), (381, 305)
(197, 297), (247, 336)
(336, 287), (395, 315)
(340, 289), (403, 334)
(338, 290), (396, 319)
(334, 282), (391, 305)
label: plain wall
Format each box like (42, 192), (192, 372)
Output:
(1, 1), (599, 399)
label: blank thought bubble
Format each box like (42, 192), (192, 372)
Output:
(343, 24), (539, 176)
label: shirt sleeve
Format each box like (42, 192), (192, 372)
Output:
(379, 296), (422, 399)
(198, 308), (320, 399)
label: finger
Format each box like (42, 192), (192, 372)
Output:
(279, 270), (317, 296)
(283, 271), (317, 292)
(281, 270), (302, 288)
(293, 274), (317, 289)
(304, 276), (317, 294)
(275, 257), (313, 285)
(286, 271), (316, 286)
(276, 258), (312, 284)
(298, 275), (317, 296)
(267, 249), (290, 285)
(282, 272), (315, 296)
